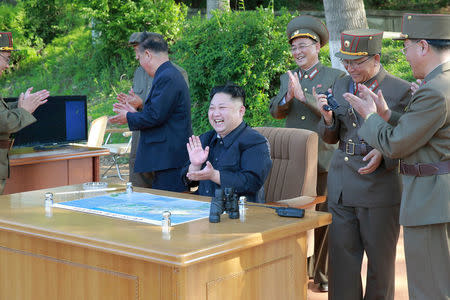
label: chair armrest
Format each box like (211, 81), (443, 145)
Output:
(266, 195), (326, 209)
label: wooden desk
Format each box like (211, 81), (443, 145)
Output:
(4, 145), (109, 194)
(0, 185), (331, 300)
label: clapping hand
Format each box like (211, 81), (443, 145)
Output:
(18, 87), (49, 114)
(344, 84), (390, 121)
(287, 71), (306, 102)
(186, 136), (220, 183)
(109, 102), (136, 125)
(187, 161), (218, 182)
(116, 88), (143, 110)
(186, 135), (209, 168)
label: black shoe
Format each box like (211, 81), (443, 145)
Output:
(318, 283), (328, 292)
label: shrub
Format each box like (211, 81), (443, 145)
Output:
(82, 0), (187, 66)
(20, 0), (87, 46)
(172, 8), (294, 134)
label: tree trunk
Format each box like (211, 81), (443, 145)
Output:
(323, 0), (368, 71)
(207, 0), (230, 19)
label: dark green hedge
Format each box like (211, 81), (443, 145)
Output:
(172, 9), (293, 134)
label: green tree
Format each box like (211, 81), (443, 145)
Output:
(82, 0), (187, 65)
(172, 9), (293, 134)
(21, 0), (85, 46)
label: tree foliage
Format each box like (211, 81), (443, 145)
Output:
(81, 0), (187, 65)
(172, 8), (293, 133)
(21, 0), (87, 46)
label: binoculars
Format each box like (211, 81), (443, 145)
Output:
(209, 187), (239, 223)
(323, 91), (340, 111)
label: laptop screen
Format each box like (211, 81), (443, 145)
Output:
(4, 95), (88, 147)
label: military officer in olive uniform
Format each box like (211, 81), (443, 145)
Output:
(116, 32), (188, 188)
(269, 15), (345, 292)
(344, 14), (450, 300)
(315, 29), (412, 300)
(0, 32), (49, 194)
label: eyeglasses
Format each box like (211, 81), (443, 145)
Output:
(290, 43), (316, 53)
(401, 41), (420, 55)
(340, 56), (374, 68)
(0, 53), (11, 64)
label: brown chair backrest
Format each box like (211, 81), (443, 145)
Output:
(254, 127), (318, 203)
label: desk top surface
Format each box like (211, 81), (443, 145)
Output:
(0, 185), (331, 267)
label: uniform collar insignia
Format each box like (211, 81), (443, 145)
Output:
(309, 67), (318, 80)
(367, 80), (379, 92)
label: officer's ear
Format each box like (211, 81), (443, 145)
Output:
(314, 42), (321, 53)
(239, 104), (246, 117)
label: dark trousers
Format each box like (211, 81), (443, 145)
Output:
(328, 200), (400, 300)
(152, 168), (187, 193)
(308, 172), (329, 284)
(129, 131), (154, 188)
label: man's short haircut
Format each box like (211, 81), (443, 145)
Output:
(411, 38), (450, 52)
(210, 83), (246, 106)
(138, 32), (168, 54)
(426, 39), (450, 52)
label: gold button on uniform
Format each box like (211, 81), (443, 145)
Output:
(304, 88), (308, 92)
(348, 139), (353, 142)
(301, 116), (306, 120)
(304, 74), (309, 79)
(352, 123), (357, 127)
(344, 157), (349, 161)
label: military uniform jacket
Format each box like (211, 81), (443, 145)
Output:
(181, 122), (272, 203)
(319, 66), (412, 207)
(270, 62), (345, 172)
(360, 62), (450, 226)
(0, 96), (36, 179)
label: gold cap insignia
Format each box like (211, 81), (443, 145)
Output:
(344, 40), (350, 47)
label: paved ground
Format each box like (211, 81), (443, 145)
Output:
(100, 157), (409, 300)
(99, 156), (130, 185)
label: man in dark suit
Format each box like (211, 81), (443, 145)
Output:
(315, 29), (411, 300)
(344, 14), (450, 300)
(181, 84), (272, 203)
(115, 32), (189, 188)
(110, 32), (192, 192)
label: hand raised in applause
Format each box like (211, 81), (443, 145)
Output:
(286, 71), (306, 103)
(116, 88), (143, 110)
(344, 84), (389, 121)
(186, 135), (209, 170)
(109, 102), (137, 125)
(18, 87), (49, 114)
(187, 161), (220, 184)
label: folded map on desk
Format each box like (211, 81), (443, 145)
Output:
(53, 192), (211, 225)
